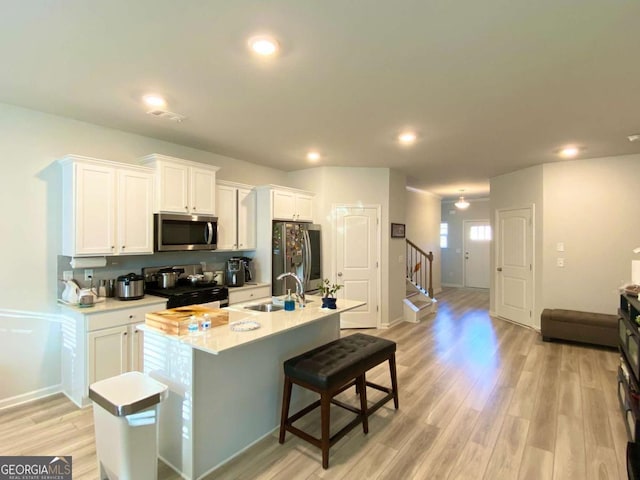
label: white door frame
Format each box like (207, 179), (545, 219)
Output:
(463, 218), (491, 288)
(332, 204), (382, 328)
(493, 204), (536, 326)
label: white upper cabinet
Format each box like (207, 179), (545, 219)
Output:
(216, 181), (256, 251)
(237, 187), (256, 249)
(271, 188), (314, 222)
(141, 154), (219, 215)
(216, 184), (238, 250)
(60, 155), (153, 257)
(116, 168), (154, 255)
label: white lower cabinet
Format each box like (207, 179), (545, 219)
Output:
(61, 300), (165, 407)
(228, 285), (271, 305)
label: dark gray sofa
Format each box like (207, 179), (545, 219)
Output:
(540, 308), (618, 348)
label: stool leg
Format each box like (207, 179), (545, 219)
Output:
(321, 391), (331, 469)
(279, 376), (293, 444)
(357, 374), (369, 434)
(389, 354), (399, 409)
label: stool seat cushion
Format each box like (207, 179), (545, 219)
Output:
(284, 333), (396, 390)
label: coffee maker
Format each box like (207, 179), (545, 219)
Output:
(240, 257), (254, 283)
(226, 258), (245, 287)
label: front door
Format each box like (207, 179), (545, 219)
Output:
(335, 206), (380, 329)
(495, 207), (533, 327)
(464, 220), (491, 288)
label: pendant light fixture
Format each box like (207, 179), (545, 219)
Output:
(454, 190), (470, 210)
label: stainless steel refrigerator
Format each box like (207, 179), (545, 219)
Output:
(272, 222), (322, 296)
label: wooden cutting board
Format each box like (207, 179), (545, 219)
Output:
(145, 305), (229, 336)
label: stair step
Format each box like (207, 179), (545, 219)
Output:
(412, 300), (433, 311)
(405, 291), (420, 299)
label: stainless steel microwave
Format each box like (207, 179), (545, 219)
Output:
(154, 213), (218, 252)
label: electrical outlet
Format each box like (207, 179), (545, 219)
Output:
(84, 269), (94, 281)
(557, 258), (565, 267)
(556, 242), (565, 252)
(63, 271), (73, 281)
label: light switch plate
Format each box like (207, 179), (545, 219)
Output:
(556, 242), (565, 252)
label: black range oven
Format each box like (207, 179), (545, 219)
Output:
(143, 265), (229, 308)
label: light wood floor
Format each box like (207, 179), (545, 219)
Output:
(0, 288), (627, 479)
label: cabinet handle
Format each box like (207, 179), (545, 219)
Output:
(185, 206), (189, 211)
(129, 315), (134, 319)
(122, 245), (125, 250)
(123, 331), (128, 336)
(193, 206), (196, 211)
(111, 246), (115, 250)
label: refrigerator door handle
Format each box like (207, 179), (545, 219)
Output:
(303, 229), (312, 288)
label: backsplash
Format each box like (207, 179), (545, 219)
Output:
(57, 251), (258, 293)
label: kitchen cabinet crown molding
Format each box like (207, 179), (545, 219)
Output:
(217, 179), (255, 190)
(58, 154), (153, 174)
(256, 184), (315, 197)
(139, 153), (220, 172)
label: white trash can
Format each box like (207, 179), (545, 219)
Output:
(89, 372), (168, 480)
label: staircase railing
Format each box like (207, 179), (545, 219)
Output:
(406, 239), (434, 298)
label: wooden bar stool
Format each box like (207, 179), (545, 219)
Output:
(279, 333), (398, 469)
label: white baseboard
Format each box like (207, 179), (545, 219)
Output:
(0, 384), (62, 411)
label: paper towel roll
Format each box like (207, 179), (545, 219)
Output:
(70, 256), (107, 269)
(632, 260), (640, 285)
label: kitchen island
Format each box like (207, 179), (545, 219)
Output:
(139, 296), (365, 480)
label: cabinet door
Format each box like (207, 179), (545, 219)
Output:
(295, 194), (313, 222)
(238, 188), (256, 250)
(129, 327), (144, 372)
(87, 325), (128, 385)
(190, 166), (216, 215)
(117, 169), (154, 254)
(74, 162), (115, 255)
(272, 189), (296, 220)
(158, 162), (190, 213)
(216, 184), (238, 250)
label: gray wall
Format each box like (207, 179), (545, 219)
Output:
(490, 154), (640, 327)
(289, 166), (406, 326)
(490, 165), (544, 321)
(0, 102), (287, 405)
(441, 199), (490, 287)
(406, 188), (442, 293)
(542, 155), (640, 313)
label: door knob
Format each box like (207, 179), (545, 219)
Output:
(337, 272), (343, 277)
(497, 267), (503, 272)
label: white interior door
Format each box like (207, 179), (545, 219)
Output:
(495, 207), (533, 327)
(464, 220), (491, 288)
(335, 206), (380, 329)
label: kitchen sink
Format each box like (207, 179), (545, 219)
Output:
(244, 303), (284, 312)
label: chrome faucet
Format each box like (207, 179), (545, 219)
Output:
(277, 272), (305, 307)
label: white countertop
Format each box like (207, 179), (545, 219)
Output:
(58, 295), (167, 314)
(226, 282), (270, 291)
(138, 295), (365, 354)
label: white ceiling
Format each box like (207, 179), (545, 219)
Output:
(1, 1), (639, 199)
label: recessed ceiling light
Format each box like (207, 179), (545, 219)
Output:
(558, 145), (580, 158)
(142, 94), (167, 108)
(248, 36), (279, 56)
(398, 131), (417, 145)
(307, 151), (321, 162)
